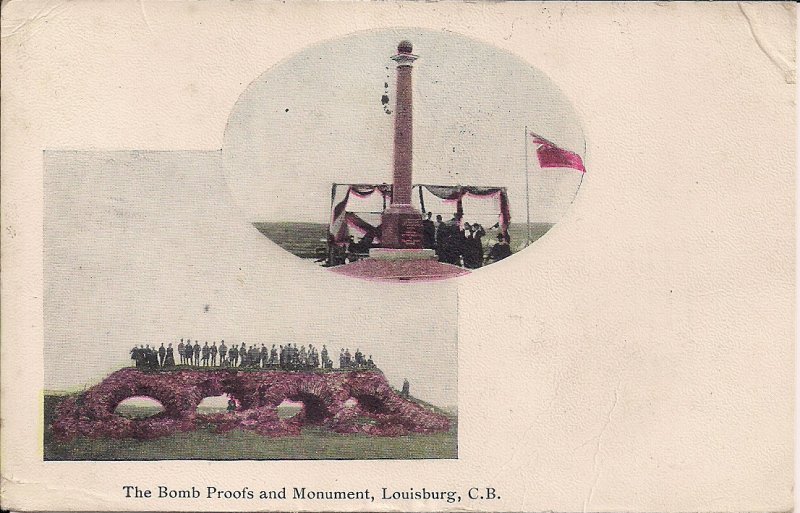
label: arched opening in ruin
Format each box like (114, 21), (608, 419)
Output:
(354, 394), (389, 414)
(275, 393), (331, 424)
(114, 396), (165, 419)
(276, 399), (304, 419)
(196, 394), (234, 414)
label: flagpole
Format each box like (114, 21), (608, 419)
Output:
(524, 125), (531, 246)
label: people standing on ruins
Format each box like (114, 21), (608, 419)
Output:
(312, 345), (320, 368)
(185, 341), (194, 366)
(219, 340), (227, 366)
(249, 344), (258, 368)
(183, 339), (194, 365)
(164, 343), (175, 367)
(126, 339), (383, 371)
(193, 340), (201, 365)
(230, 343), (239, 367)
(241, 344), (248, 367)
(210, 341), (218, 366)
(321, 345), (330, 369)
(201, 342), (209, 366)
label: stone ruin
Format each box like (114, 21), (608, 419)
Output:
(51, 368), (451, 440)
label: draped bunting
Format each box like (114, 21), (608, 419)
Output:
(345, 212), (379, 237)
(420, 185), (510, 237)
(329, 184), (511, 243)
(348, 184), (392, 198)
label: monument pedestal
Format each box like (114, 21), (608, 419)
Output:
(379, 203), (425, 250)
(369, 248), (436, 260)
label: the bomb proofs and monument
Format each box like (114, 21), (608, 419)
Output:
(331, 41), (468, 281)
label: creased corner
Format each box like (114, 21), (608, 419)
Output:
(738, 2), (796, 84)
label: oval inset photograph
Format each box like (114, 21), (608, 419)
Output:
(223, 29), (586, 282)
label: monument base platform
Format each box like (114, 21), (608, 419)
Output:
(369, 248), (436, 260)
(330, 258), (469, 282)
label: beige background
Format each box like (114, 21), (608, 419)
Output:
(1, 1), (795, 512)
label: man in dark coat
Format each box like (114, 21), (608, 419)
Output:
(434, 215), (444, 249)
(158, 343), (166, 367)
(260, 344), (268, 368)
(463, 222), (486, 269)
(240, 343), (248, 367)
(201, 342), (210, 366)
(270, 344), (278, 366)
(184, 341), (194, 365)
(145, 345), (157, 369)
(210, 341), (218, 366)
(249, 344), (258, 368)
(486, 233), (512, 263)
(219, 340), (228, 366)
(439, 213), (464, 265)
(230, 344), (239, 367)
(422, 212), (436, 249)
(321, 345), (329, 369)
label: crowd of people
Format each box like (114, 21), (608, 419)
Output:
(422, 212), (512, 268)
(331, 211), (513, 269)
(130, 340), (378, 372)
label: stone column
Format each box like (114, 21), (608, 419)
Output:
(379, 40), (424, 250)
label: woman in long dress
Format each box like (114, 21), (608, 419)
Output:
(164, 343), (175, 367)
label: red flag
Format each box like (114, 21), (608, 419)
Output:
(530, 133), (585, 173)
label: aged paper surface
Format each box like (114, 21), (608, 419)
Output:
(1, 1), (795, 511)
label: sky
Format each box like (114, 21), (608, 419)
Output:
(222, 28), (586, 225)
(44, 150), (458, 408)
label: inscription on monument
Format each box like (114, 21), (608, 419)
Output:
(399, 217), (423, 248)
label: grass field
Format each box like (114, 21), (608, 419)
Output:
(44, 394), (457, 461)
(253, 222), (554, 262)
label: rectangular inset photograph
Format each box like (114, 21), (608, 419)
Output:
(43, 150), (457, 461)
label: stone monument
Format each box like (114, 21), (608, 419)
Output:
(371, 41), (435, 260)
